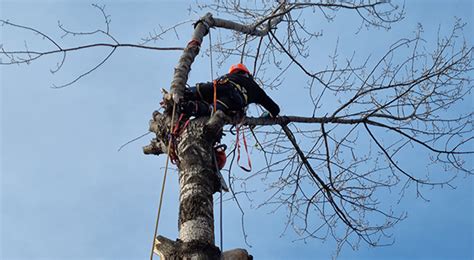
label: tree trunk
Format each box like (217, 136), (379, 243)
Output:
(175, 117), (221, 259)
(147, 112), (225, 259)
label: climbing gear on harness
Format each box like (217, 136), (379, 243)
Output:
(150, 102), (177, 260)
(229, 63), (250, 75)
(212, 145), (229, 192)
(235, 125), (252, 172)
(214, 144), (227, 170)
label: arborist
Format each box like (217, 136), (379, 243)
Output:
(180, 63), (280, 118)
(176, 63), (280, 189)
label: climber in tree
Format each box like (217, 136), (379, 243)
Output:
(180, 63), (280, 118)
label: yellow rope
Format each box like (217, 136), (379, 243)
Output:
(150, 102), (177, 260)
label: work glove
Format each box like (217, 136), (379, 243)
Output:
(260, 111), (271, 118)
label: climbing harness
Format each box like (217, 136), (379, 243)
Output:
(228, 79), (248, 104)
(214, 144), (227, 170)
(150, 102), (177, 260)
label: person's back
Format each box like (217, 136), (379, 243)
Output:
(180, 63), (280, 117)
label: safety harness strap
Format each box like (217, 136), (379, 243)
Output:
(227, 80), (248, 104)
(212, 76), (248, 106)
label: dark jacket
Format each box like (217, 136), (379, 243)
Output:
(194, 72), (280, 117)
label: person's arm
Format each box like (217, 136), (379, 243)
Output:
(259, 93), (280, 117)
(229, 73), (280, 117)
(249, 78), (280, 117)
(243, 76), (280, 117)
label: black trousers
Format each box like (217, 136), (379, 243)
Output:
(181, 83), (246, 117)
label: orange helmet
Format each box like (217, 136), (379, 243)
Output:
(228, 63), (250, 75)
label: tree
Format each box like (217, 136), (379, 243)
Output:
(1, 1), (472, 259)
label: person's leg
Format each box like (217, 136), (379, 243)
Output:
(179, 100), (212, 117)
(184, 86), (199, 101)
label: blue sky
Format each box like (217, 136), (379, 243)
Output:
(1, 1), (473, 259)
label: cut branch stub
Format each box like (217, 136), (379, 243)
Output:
(205, 110), (229, 138)
(143, 110), (172, 156)
(154, 236), (178, 259)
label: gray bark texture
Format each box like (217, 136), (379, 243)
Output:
(170, 13), (213, 104)
(147, 114), (223, 259)
(146, 112), (254, 259)
(176, 117), (221, 258)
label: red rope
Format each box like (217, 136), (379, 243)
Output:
(169, 113), (191, 165)
(236, 125), (252, 172)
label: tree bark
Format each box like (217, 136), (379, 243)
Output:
(147, 114), (223, 259)
(170, 13), (213, 103)
(176, 117), (221, 259)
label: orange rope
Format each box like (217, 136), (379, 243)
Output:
(213, 79), (217, 113)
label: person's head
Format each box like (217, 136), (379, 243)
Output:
(228, 63), (250, 75)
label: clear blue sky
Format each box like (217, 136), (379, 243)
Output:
(1, 1), (473, 259)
